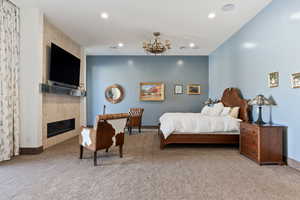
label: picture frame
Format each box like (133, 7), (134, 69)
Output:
(140, 82), (165, 101)
(174, 84), (183, 95)
(268, 72), (279, 88)
(187, 84), (201, 95)
(291, 73), (300, 88)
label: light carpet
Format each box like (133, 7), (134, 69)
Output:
(1, 131), (300, 200)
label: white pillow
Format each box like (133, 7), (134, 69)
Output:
(229, 107), (240, 119)
(201, 105), (211, 115)
(221, 107), (232, 116)
(210, 103), (224, 116)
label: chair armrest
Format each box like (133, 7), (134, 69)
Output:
(79, 126), (97, 150)
(80, 125), (89, 130)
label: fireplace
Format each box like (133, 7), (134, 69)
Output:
(47, 118), (75, 138)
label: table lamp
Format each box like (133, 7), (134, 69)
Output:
(248, 94), (271, 125)
(204, 98), (214, 106)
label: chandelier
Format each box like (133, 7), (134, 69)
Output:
(143, 32), (171, 55)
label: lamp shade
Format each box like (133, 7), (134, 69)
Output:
(248, 95), (271, 106)
(267, 96), (277, 106)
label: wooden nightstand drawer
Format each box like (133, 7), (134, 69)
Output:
(241, 137), (258, 161)
(241, 124), (258, 135)
(241, 145), (257, 160)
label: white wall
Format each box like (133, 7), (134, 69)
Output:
(19, 7), (44, 147)
(209, 0), (300, 162)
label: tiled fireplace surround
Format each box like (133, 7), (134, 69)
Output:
(42, 18), (83, 149)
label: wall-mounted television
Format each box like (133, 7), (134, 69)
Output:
(49, 43), (81, 88)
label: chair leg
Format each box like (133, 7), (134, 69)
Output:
(106, 148), (109, 152)
(94, 151), (97, 166)
(119, 145), (123, 158)
(79, 145), (83, 159)
(129, 127), (132, 135)
(139, 125), (141, 133)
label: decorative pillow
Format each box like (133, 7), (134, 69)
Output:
(229, 107), (240, 119)
(201, 105), (211, 115)
(221, 107), (232, 116)
(210, 103), (224, 116)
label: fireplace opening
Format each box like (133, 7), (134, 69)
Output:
(47, 118), (75, 138)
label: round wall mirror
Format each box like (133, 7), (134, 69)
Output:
(105, 84), (124, 104)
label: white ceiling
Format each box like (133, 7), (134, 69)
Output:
(13, 0), (272, 55)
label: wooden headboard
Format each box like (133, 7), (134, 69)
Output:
(221, 88), (250, 122)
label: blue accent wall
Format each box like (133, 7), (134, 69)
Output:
(87, 56), (208, 126)
(209, 0), (300, 161)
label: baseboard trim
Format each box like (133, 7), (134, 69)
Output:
(141, 125), (159, 129)
(288, 158), (300, 171)
(20, 146), (44, 155)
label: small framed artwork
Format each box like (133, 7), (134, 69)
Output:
(187, 84), (201, 95)
(268, 72), (279, 88)
(174, 84), (183, 95)
(291, 73), (300, 88)
(140, 82), (165, 101)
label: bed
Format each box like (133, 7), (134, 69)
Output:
(159, 88), (250, 149)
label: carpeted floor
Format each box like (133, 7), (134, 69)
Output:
(1, 131), (300, 200)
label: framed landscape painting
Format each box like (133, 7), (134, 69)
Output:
(140, 82), (165, 101)
(187, 84), (201, 95)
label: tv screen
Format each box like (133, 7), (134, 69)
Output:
(49, 43), (80, 87)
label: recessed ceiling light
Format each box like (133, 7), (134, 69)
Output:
(222, 4), (235, 12)
(208, 12), (216, 19)
(118, 43), (124, 47)
(101, 12), (109, 19)
(189, 43), (195, 48)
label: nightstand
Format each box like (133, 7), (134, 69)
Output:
(240, 122), (285, 165)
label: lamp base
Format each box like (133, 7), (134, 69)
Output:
(255, 106), (265, 125)
(255, 120), (266, 125)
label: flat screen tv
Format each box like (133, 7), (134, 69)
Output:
(49, 43), (80, 88)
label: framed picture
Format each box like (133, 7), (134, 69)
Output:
(140, 82), (165, 101)
(291, 73), (300, 88)
(268, 72), (279, 88)
(174, 84), (183, 95)
(187, 84), (201, 95)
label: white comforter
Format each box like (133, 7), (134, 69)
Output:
(159, 113), (242, 139)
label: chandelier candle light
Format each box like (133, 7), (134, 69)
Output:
(143, 32), (171, 55)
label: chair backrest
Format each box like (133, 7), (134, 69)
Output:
(94, 113), (129, 149)
(129, 108), (144, 117)
(128, 108), (144, 126)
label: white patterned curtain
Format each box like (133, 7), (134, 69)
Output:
(0, 0), (20, 162)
